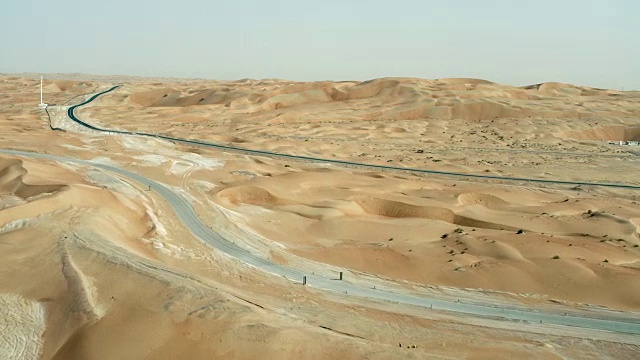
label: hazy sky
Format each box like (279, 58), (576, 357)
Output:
(2, 0), (638, 89)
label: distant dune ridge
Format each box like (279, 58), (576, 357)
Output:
(125, 77), (637, 124)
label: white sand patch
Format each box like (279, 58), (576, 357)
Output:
(0, 294), (45, 360)
(180, 153), (224, 169)
(629, 218), (640, 243)
(84, 170), (140, 198)
(144, 205), (168, 237)
(193, 180), (218, 192)
(0, 214), (53, 235)
(60, 144), (86, 151)
(165, 243), (183, 253)
(149, 240), (192, 259)
(315, 162), (334, 168)
(0, 195), (26, 210)
(209, 200), (287, 250)
(134, 154), (168, 167)
(0, 218), (31, 235)
(89, 156), (119, 167)
(152, 240), (165, 249)
(147, 207), (167, 236)
(169, 160), (193, 175)
(119, 135), (175, 153)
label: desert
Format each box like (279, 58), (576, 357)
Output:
(1, 73), (639, 359)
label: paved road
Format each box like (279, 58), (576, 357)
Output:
(66, 86), (640, 190)
(41, 85), (640, 336)
(2, 148), (640, 336)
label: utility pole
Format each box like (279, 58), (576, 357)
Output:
(39, 76), (48, 108)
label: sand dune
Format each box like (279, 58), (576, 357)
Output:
(0, 159), (64, 199)
(86, 77), (639, 155)
(217, 185), (297, 207)
(129, 88), (182, 107)
(0, 157), (156, 358)
(457, 192), (511, 210)
(40, 80), (95, 95)
(129, 87), (253, 108)
(559, 125), (640, 141)
(211, 166), (640, 309)
(439, 78), (495, 85)
(352, 195), (517, 231)
(3, 156), (427, 360)
(2, 74), (640, 358)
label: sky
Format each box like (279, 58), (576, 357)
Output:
(2, 0), (639, 89)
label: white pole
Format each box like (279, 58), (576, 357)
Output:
(40, 76), (43, 105)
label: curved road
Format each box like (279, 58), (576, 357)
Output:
(67, 86), (640, 190)
(2, 148), (640, 337)
(19, 85), (632, 336)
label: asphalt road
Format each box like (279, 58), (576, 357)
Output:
(2, 148), (640, 336)
(30, 85), (637, 336)
(66, 86), (640, 190)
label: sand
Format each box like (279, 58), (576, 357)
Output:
(0, 73), (639, 359)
